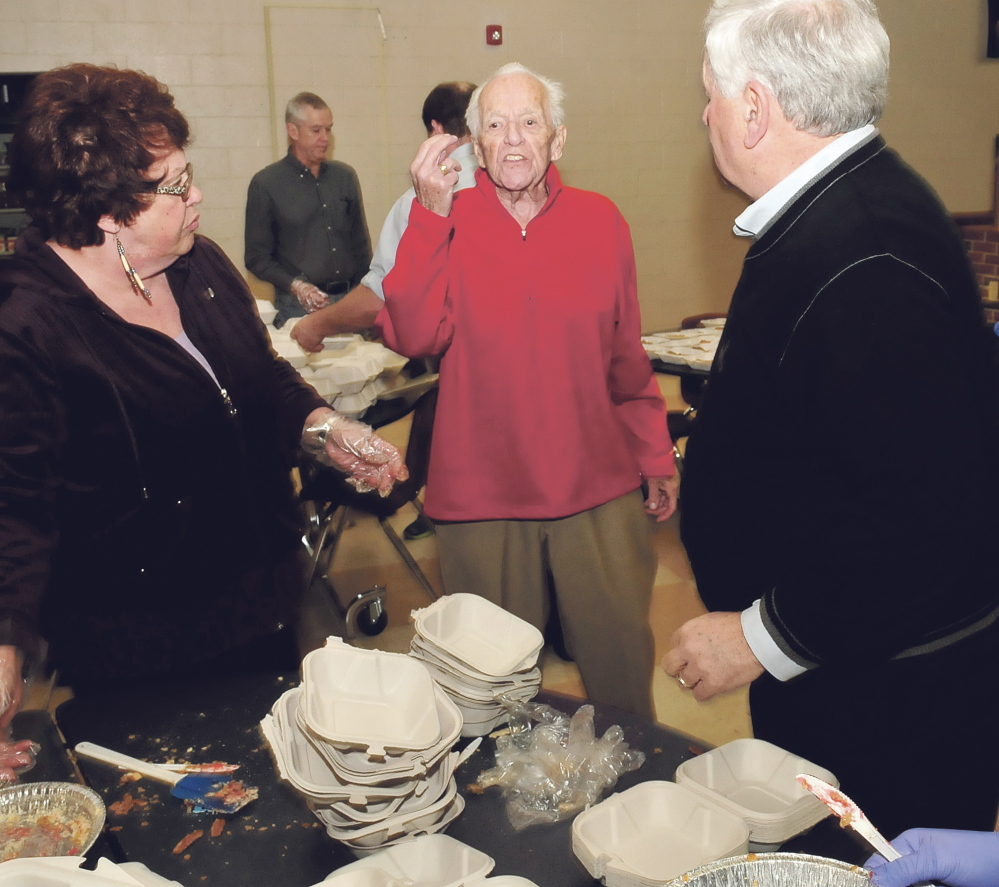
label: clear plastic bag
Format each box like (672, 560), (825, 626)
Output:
(474, 699), (645, 830)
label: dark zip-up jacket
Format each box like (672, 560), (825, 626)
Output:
(0, 227), (326, 686)
(680, 135), (999, 670)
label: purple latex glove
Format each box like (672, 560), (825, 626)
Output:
(867, 829), (999, 887)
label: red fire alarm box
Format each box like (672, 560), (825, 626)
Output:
(486, 25), (502, 45)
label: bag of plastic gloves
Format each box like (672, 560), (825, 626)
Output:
(474, 699), (645, 830)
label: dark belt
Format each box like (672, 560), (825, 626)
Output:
(322, 281), (351, 297)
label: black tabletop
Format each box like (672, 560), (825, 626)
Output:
(52, 675), (712, 887)
(650, 357), (712, 380)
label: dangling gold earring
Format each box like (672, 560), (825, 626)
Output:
(115, 234), (151, 302)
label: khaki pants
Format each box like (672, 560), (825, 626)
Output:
(436, 489), (656, 718)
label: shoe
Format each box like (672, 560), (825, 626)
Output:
(403, 516), (434, 540)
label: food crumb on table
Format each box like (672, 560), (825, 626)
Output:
(173, 829), (204, 854)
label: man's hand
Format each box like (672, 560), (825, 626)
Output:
(290, 287), (385, 353)
(411, 133), (461, 217)
(661, 612), (764, 700)
(290, 278), (331, 313)
(290, 311), (327, 353)
(644, 475), (679, 521)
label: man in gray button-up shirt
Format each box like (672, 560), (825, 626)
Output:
(245, 92), (372, 327)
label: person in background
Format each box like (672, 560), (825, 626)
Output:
(291, 81), (478, 352)
(378, 62), (678, 718)
(867, 830), (999, 887)
(292, 80), (477, 542)
(0, 65), (405, 722)
(663, 0), (999, 844)
(244, 92), (372, 328)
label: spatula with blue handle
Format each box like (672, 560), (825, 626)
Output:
(75, 741), (256, 813)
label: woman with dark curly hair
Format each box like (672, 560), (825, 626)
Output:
(0, 64), (406, 725)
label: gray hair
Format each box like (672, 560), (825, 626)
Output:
(466, 63), (566, 139)
(285, 91), (329, 125)
(704, 0), (889, 137)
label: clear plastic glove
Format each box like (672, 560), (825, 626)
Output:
(0, 646), (23, 733)
(0, 737), (39, 785)
(476, 701), (645, 830)
(290, 278), (331, 313)
(867, 829), (999, 887)
(302, 411), (408, 496)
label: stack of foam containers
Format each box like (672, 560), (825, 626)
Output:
(408, 594), (544, 737)
(257, 305), (409, 416)
(674, 738), (838, 851)
(640, 322), (723, 371)
(319, 834), (540, 887)
(306, 339), (407, 418)
(571, 781), (750, 887)
(261, 638), (465, 856)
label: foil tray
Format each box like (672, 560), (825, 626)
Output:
(0, 781), (106, 860)
(665, 853), (871, 887)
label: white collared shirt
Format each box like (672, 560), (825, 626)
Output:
(734, 124), (878, 681)
(733, 124), (878, 239)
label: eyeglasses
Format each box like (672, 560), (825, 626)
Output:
(153, 163), (194, 200)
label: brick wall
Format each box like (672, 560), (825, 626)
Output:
(958, 221), (999, 324)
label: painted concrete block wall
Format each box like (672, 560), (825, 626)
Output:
(1, 0), (998, 331)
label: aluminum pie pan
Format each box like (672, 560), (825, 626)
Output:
(0, 781), (106, 860)
(664, 853), (870, 887)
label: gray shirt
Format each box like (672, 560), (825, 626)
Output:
(244, 151), (372, 325)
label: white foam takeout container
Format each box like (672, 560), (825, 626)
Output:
(301, 639), (442, 757)
(304, 686), (462, 783)
(321, 834), (501, 887)
(317, 778), (461, 845)
(264, 689), (435, 805)
(0, 857), (182, 886)
(674, 738), (838, 846)
(254, 299), (277, 325)
(411, 594), (544, 677)
(572, 781), (750, 886)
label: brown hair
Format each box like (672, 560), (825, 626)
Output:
(421, 82), (476, 137)
(7, 64), (191, 248)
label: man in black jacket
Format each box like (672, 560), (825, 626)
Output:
(664, 0), (999, 847)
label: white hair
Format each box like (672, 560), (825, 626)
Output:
(704, 0), (889, 137)
(466, 63), (566, 139)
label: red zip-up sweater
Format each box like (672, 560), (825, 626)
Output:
(378, 165), (674, 522)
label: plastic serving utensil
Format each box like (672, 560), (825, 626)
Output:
(75, 741), (256, 813)
(796, 773), (900, 861)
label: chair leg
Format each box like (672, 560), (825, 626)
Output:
(301, 504), (350, 587)
(379, 517), (440, 602)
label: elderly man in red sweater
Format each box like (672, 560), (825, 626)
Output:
(377, 62), (677, 717)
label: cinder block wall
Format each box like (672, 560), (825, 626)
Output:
(2, 0), (999, 332)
